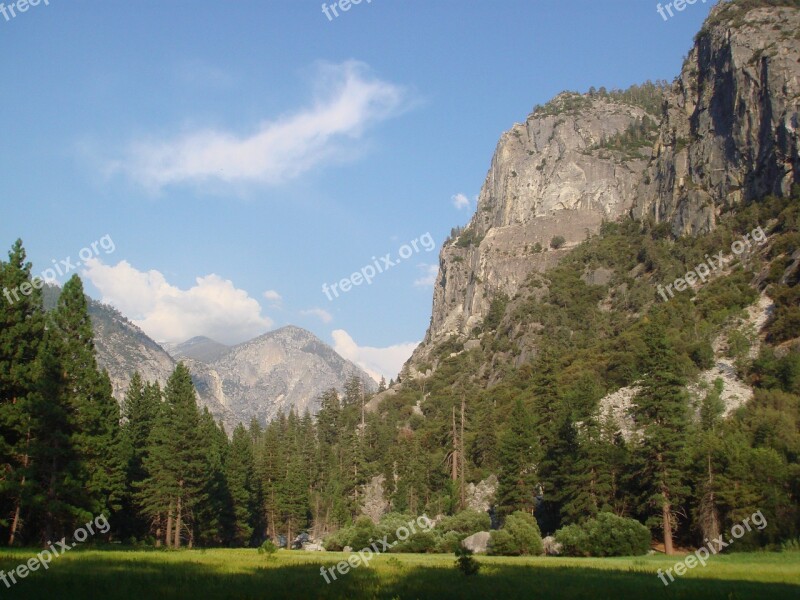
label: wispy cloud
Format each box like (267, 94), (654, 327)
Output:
(452, 193), (471, 211)
(263, 290), (283, 305)
(301, 307), (333, 324)
(109, 61), (410, 191)
(82, 259), (272, 345)
(414, 263), (439, 287)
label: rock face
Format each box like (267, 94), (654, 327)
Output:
(412, 93), (657, 364)
(184, 326), (375, 425)
(465, 475), (497, 513)
(411, 1), (800, 369)
(632, 3), (800, 234)
(88, 300), (177, 400)
(360, 475), (390, 523)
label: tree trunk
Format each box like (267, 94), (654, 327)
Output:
(460, 397), (466, 510)
(451, 407), (458, 481)
(662, 500), (674, 555)
(8, 428), (31, 546)
(174, 495), (182, 549)
(166, 501), (174, 548)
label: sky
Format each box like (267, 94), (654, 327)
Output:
(0, 0), (716, 382)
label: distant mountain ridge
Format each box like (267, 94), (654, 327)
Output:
(183, 326), (376, 426)
(44, 285), (373, 431)
(165, 336), (231, 363)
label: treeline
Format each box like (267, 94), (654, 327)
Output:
(0, 239), (388, 547)
(1, 189), (797, 552)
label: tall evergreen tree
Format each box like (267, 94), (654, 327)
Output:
(496, 399), (538, 518)
(0, 240), (45, 545)
(51, 275), (125, 526)
(632, 318), (690, 555)
(226, 424), (255, 546)
(119, 377), (161, 540)
(137, 364), (206, 547)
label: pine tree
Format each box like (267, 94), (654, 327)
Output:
(688, 379), (725, 543)
(195, 408), (229, 547)
(632, 317), (690, 555)
(119, 377), (161, 540)
(497, 399), (538, 518)
(137, 364), (206, 548)
(0, 240), (45, 545)
(27, 327), (83, 544)
(471, 397), (497, 470)
(226, 424), (255, 546)
(51, 275), (125, 525)
(257, 422), (284, 541)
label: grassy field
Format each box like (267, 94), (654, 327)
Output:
(0, 548), (798, 599)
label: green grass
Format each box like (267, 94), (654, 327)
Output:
(0, 548), (797, 599)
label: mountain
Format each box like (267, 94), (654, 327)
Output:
(166, 336), (231, 363)
(408, 0), (800, 375)
(410, 88), (664, 366)
(182, 326), (376, 426)
(632, 2), (800, 233)
(44, 286), (373, 430)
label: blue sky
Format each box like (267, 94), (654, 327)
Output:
(0, 0), (715, 380)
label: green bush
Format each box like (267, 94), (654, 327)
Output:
(488, 511), (543, 556)
(435, 530), (463, 553)
(455, 546), (481, 576)
(391, 530), (439, 553)
(436, 510), (491, 537)
(377, 513), (415, 545)
(555, 512), (650, 557)
(323, 516), (379, 551)
(257, 540), (277, 558)
(550, 235), (566, 249)
(488, 529), (517, 556)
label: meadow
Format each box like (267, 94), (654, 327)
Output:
(0, 548), (798, 599)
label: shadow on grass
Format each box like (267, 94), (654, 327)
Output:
(0, 552), (797, 600)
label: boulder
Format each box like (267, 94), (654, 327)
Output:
(302, 542), (326, 552)
(461, 531), (491, 554)
(542, 536), (562, 556)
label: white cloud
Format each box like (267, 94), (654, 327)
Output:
(263, 289), (282, 304)
(301, 308), (333, 324)
(332, 329), (417, 383)
(82, 259), (272, 345)
(414, 263), (439, 287)
(452, 193), (471, 210)
(111, 61), (409, 190)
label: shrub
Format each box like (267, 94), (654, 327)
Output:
(435, 530), (463, 553)
(781, 538), (800, 553)
(488, 511), (543, 556)
(257, 540), (277, 558)
(488, 529), (517, 556)
(455, 546), (481, 576)
(550, 235), (566, 249)
(555, 512), (650, 557)
(377, 513), (415, 545)
(348, 516), (380, 550)
(391, 530), (439, 553)
(323, 516), (380, 551)
(436, 510), (491, 538)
